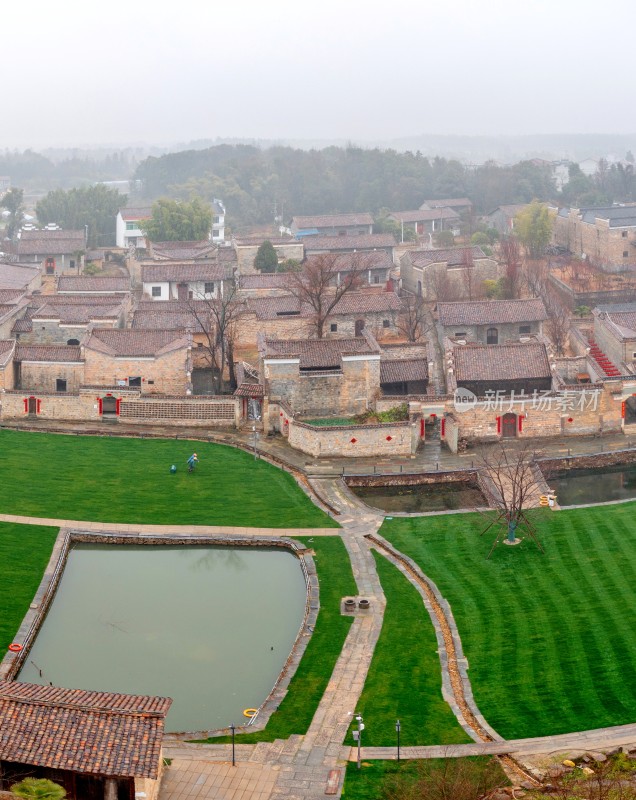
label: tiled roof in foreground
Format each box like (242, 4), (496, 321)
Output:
(0, 681), (171, 779)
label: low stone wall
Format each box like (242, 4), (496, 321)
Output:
(288, 418), (415, 458)
(538, 447), (636, 476)
(1, 392), (101, 421)
(119, 397), (239, 427)
(345, 469), (479, 488)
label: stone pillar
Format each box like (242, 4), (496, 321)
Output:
(261, 397), (270, 435)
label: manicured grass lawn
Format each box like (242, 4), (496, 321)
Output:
(0, 522), (59, 652)
(380, 504), (636, 739)
(197, 535), (357, 742)
(0, 430), (337, 528)
(342, 757), (508, 800)
(352, 553), (470, 746)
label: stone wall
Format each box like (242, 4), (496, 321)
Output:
(264, 357), (380, 416)
(438, 319), (542, 344)
(554, 210), (636, 269)
(401, 255), (501, 300)
(287, 418), (414, 458)
(119, 396), (240, 427)
(2, 391), (101, 421)
(449, 386), (622, 442)
(83, 347), (190, 395)
(19, 361), (84, 393)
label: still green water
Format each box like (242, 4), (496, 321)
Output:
(18, 544), (307, 732)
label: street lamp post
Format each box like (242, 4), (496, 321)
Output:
(395, 719), (401, 762)
(353, 713), (364, 770)
(251, 425), (259, 460)
(229, 723), (235, 766)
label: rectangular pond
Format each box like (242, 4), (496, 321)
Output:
(546, 463), (636, 506)
(18, 543), (307, 732)
(350, 481), (487, 513)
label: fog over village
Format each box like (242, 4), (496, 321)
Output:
(2, 2), (636, 800)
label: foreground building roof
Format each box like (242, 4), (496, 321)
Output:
(262, 333), (380, 368)
(0, 681), (171, 779)
(454, 342), (551, 383)
(85, 328), (189, 357)
(437, 298), (548, 326)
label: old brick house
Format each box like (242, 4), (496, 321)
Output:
(591, 304), (636, 371)
(302, 234), (396, 261)
(388, 208), (461, 239)
(141, 261), (232, 302)
(290, 212), (374, 237)
(0, 681), (170, 800)
(436, 298), (547, 345)
(400, 246), (500, 300)
(12, 229), (86, 276)
(553, 205), (636, 270)
(232, 237), (304, 273)
(14, 296), (128, 345)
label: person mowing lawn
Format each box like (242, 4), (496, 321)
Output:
(187, 452), (199, 473)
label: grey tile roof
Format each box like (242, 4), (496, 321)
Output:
(238, 273), (293, 290)
(425, 198), (472, 209)
(389, 208), (460, 223)
(304, 250), (393, 271)
(132, 308), (209, 333)
(0, 262), (40, 289)
(437, 299), (547, 326)
(263, 333), (380, 368)
(57, 276), (130, 293)
(86, 328), (189, 357)
(149, 240), (218, 260)
(17, 229), (86, 255)
(32, 303), (122, 324)
(454, 342), (551, 383)
(302, 234), (396, 251)
(380, 358), (428, 384)
(15, 345), (83, 362)
(141, 261), (230, 283)
(247, 291), (402, 320)
(0, 339), (15, 366)
(0, 681), (170, 779)
(292, 212), (374, 229)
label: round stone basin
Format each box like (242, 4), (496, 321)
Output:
(18, 543), (307, 732)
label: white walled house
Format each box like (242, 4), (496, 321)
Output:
(141, 262), (230, 301)
(115, 207), (152, 249)
(212, 199), (226, 243)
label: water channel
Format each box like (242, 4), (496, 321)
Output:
(349, 481), (487, 513)
(18, 544), (307, 732)
(546, 463), (636, 506)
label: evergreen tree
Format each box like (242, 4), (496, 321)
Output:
(254, 240), (278, 272)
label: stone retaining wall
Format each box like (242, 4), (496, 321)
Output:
(288, 418), (415, 458)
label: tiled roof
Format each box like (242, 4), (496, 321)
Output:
(234, 383), (264, 397)
(0, 304), (17, 318)
(141, 261), (230, 283)
(437, 299), (548, 326)
(389, 208), (460, 223)
(0, 681), (170, 779)
(263, 333), (380, 368)
(57, 276), (130, 293)
(86, 328), (189, 357)
(0, 339), (15, 366)
(486, 204), (527, 217)
(32, 303), (122, 324)
(302, 234), (396, 251)
(380, 358), (428, 384)
(132, 308), (210, 333)
(425, 198), (472, 209)
(409, 246), (486, 268)
(15, 345), (82, 362)
(233, 237), (302, 247)
(149, 240), (217, 260)
(17, 230), (85, 255)
(292, 212), (374, 229)
(12, 318), (32, 333)
(0, 289), (26, 303)
(247, 291), (402, 320)
(119, 207), (152, 221)
(595, 305), (636, 339)
(238, 273), (293, 290)
(32, 293), (126, 306)
(454, 342), (551, 382)
(0, 262), (40, 289)
(579, 205), (636, 227)
(304, 251), (393, 271)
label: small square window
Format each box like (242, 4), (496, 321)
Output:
(382, 319), (390, 328)
(373, 275), (380, 284)
(128, 376), (142, 387)
(151, 286), (161, 297)
(204, 282), (215, 294)
(624, 251), (629, 258)
(622, 231), (628, 238)
(454, 332), (467, 338)
(330, 323), (338, 332)
(519, 325), (531, 334)
(56, 379), (67, 392)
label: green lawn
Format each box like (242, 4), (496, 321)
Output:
(196, 535), (357, 742)
(380, 504), (636, 739)
(342, 757), (508, 800)
(0, 522), (59, 652)
(352, 553), (470, 746)
(0, 430), (337, 528)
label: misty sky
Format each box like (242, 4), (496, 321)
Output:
(3, 0), (635, 148)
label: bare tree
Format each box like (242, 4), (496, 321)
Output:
(287, 252), (366, 338)
(543, 287), (570, 356)
(460, 246), (476, 300)
(381, 754), (505, 800)
(478, 442), (545, 558)
(186, 280), (245, 393)
(523, 257), (547, 298)
(397, 293), (430, 342)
